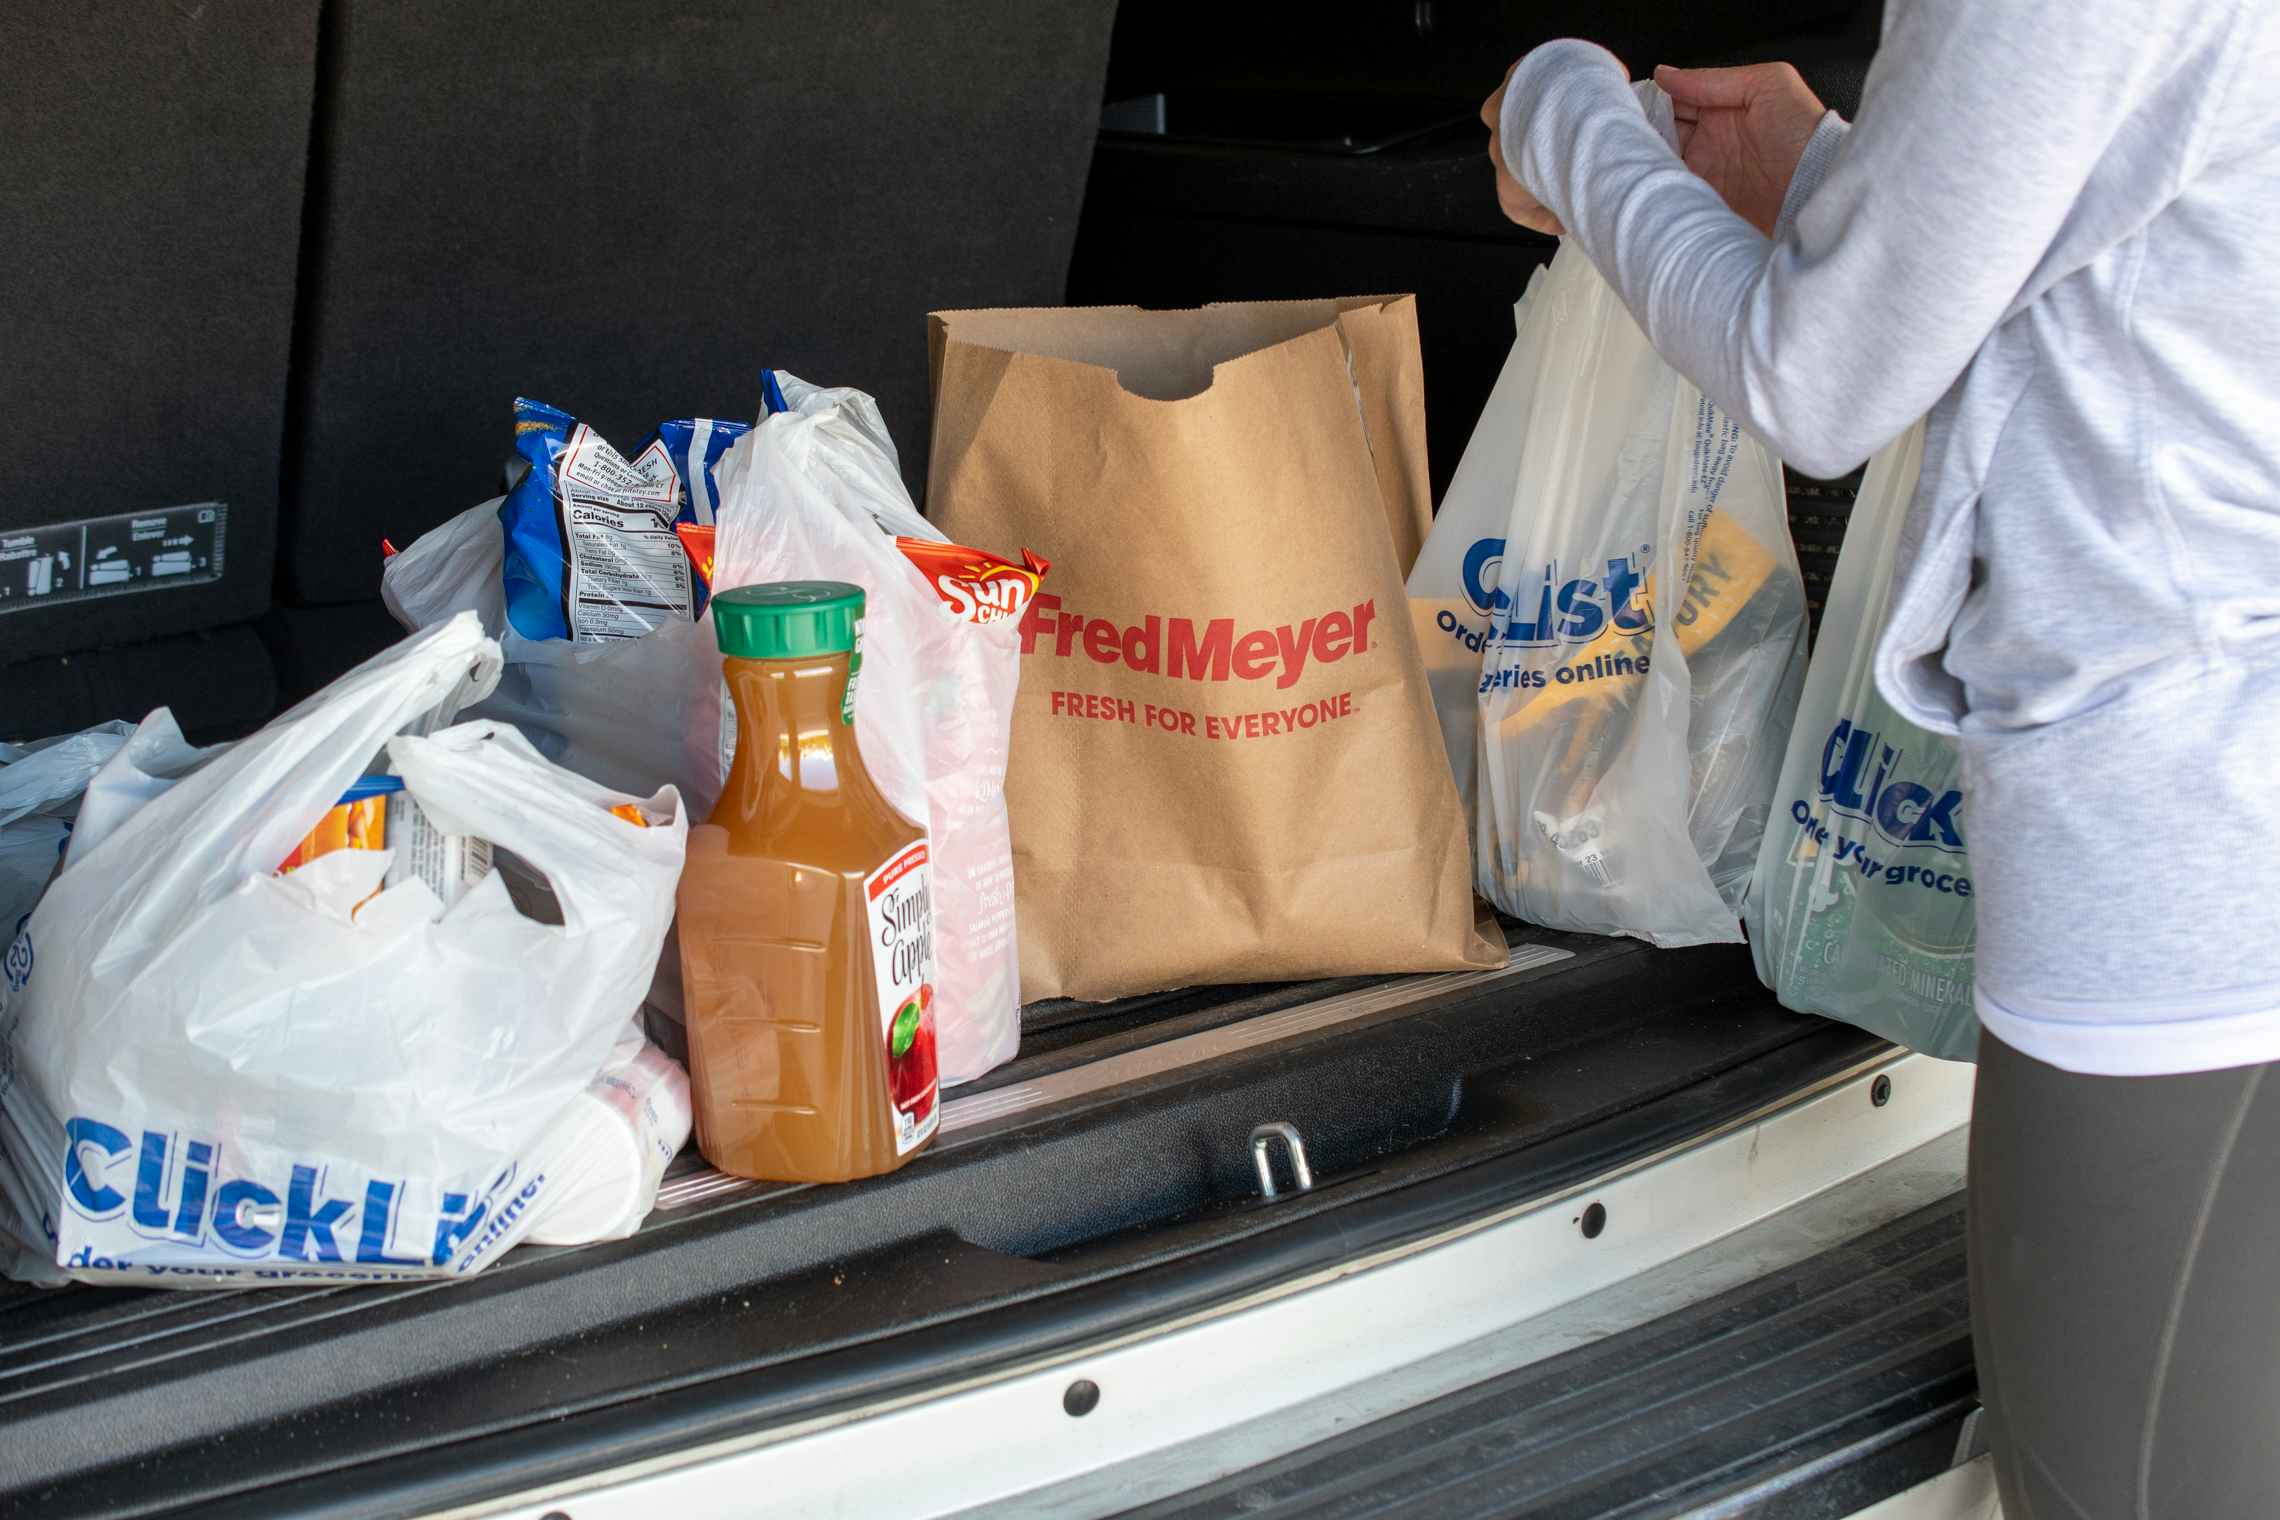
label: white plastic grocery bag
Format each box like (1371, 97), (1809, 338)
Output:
(1472, 138), (1807, 944)
(1407, 269), (1547, 815)
(0, 722), (133, 940)
(0, 612), (689, 1286)
(385, 495), (728, 813)
(1747, 425), (1977, 1060)
(710, 375), (1024, 1084)
(381, 377), (1025, 1087)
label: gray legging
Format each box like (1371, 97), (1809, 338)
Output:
(1969, 1030), (2280, 1517)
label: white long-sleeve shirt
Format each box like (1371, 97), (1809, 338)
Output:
(1502, 3), (2280, 1075)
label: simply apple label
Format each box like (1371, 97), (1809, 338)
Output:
(865, 840), (938, 1154)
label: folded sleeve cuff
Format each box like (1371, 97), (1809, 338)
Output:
(1497, 39), (1633, 214)
(1775, 111), (1851, 240)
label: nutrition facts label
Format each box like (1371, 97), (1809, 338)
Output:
(0, 502), (227, 615)
(553, 425), (693, 643)
(562, 500), (696, 641)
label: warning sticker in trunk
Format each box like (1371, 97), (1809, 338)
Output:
(0, 502), (227, 615)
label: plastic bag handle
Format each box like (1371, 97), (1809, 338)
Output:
(63, 614), (499, 897)
(386, 721), (685, 935)
(1634, 80), (1682, 154)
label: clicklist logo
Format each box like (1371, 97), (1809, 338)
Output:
(59, 1118), (533, 1271)
(1818, 719), (1965, 851)
(1459, 538), (1653, 648)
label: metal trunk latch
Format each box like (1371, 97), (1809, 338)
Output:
(1250, 1121), (1314, 1199)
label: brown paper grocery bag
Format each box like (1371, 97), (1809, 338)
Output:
(928, 295), (1505, 1002)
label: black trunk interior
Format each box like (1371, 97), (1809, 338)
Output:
(2, 0), (1882, 734)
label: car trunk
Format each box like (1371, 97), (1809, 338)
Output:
(2, 5), (1933, 1514)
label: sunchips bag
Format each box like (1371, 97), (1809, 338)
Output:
(677, 526), (1050, 626)
(928, 295), (1504, 1002)
(1748, 424), (1978, 1060)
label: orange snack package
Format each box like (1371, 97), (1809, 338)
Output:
(892, 539), (1050, 625)
(277, 777), (400, 875)
(677, 524), (1050, 632)
(676, 523), (717, 592)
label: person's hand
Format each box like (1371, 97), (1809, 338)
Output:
(1652, 62), (1827, 237)
(1482, 59), (1567, 237)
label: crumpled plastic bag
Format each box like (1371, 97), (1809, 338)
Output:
(0, 613), (688, 1287)
(0, 722), (134, 939)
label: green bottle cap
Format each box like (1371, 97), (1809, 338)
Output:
(711, 581), (865, 660)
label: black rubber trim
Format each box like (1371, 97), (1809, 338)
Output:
(1126, 1195), (1975, 1519)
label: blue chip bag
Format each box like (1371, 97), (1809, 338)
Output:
(498, 399), (753, 642)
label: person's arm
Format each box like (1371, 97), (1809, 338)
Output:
(1498, 0), (2235, 478)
